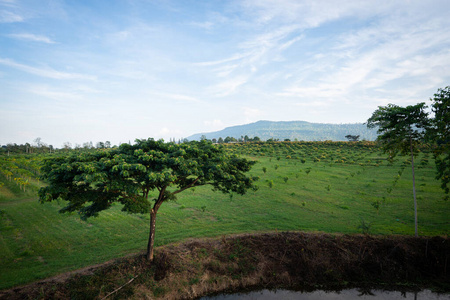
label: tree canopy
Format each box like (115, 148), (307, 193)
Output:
(366, 103), (429, 156)
(429, 86), (450, 198)
(345, 135), (360, 142)
(39, 139), (258, 260)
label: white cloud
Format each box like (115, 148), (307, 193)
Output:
(243, 106), (263, 121)
(29, 85), (81, 101)
(159, 127), (183, 137)
(0, 58), (96, 80)
(240, 0), (392, 27)
(148, 91), (202, 104)
(195, 53), (249, 67)
(0, 10), (22, 22)
(203, 119), (224, 131)
(188, 21), (214, 30)
(7, 33), (55, 43)
(208, 76), (248, 97)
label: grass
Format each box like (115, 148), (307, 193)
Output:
(0, 142), (449, 289)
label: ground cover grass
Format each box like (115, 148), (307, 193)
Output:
(0, 142), (449, 290)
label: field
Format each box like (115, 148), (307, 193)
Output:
(1, 141), (449, 290)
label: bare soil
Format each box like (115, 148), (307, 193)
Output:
(1, 232), (449, 299)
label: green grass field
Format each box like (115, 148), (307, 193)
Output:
(1, 142), (449, 289)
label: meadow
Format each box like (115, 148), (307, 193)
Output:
(1, 141), (449, 290)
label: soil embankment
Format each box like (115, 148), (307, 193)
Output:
(1, 232), (449, 299)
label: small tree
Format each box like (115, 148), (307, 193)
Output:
(428, 86), (450, 199)
(39, 139), (257, 261)
(367, 103), (429, 236)
(345, 135), (360, 142)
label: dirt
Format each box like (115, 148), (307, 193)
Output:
(1, 231), (449, 299)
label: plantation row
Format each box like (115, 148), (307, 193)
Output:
(224, 141), (431, 168)
(0, 156), (41, 193)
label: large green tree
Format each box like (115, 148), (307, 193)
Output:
(39, 139), (257, 261)
(429, 86), (450, 199)
(367, 103), (429, 236)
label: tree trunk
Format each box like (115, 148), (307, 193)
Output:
(410, 136), (418, 237)
(146, 208), (157, 261)
(146, 193), (165, 261)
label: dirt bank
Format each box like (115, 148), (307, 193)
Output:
(1, 232), (449, 299)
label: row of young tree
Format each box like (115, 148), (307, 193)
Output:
(367, 86), (450, 236)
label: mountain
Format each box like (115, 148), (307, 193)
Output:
(187, 120), (378, 141)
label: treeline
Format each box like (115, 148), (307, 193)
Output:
(0, 138), (115, 155)
(1, 138), (54, 155)
(205, 135), (361, 143)
(0, 135), (363, 155)
(206, 135), (262, 143)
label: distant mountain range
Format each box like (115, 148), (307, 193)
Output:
(187, 120), (378, 141)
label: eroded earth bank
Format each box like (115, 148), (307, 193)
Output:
(1, 232), (449, 299)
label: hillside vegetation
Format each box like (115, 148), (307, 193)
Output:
(1, 141), (448, 290)
(187, 120), (378, 141)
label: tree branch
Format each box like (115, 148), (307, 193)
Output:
(172, 177), (202, 195)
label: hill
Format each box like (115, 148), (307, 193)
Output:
(187, 120), (378, 141)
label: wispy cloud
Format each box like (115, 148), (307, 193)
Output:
(0, 58), (96, 80)
(194, 53), (249, 67)
(208, 76), (249, 97)
(7, 33), (55, 43)
(148, 91), (202, 104)
(0, 10), (22, 22)
(29, 85), (81, 101)
(188, 21), (214, 30)
(203, 119), (224, 131)
(28, 84), (102, 102)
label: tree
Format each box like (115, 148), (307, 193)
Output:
(345, 135), (360, 142)
(428, 86), (450, 199)
(63, 142), (72, 151)
(34, 137), (43, 148)
(367, 103), (429, 236)
(224, 136), (236, 143)
(39, 139), (257, 261)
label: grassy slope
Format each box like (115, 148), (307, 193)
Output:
(0, 143), (449, 289)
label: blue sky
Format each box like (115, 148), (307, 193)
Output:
(1, 0), (449, 148)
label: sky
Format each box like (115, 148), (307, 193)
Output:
(1, 0), (449, 148)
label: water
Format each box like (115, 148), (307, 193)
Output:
(199, 289), (450, 300)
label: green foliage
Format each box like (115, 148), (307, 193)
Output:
(357, 218), (372, 235)
(39, 139), (257, 218)
(366, 103), (429, 157)
(38, 139), (257, 259)
(429, 86), (450, 198)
